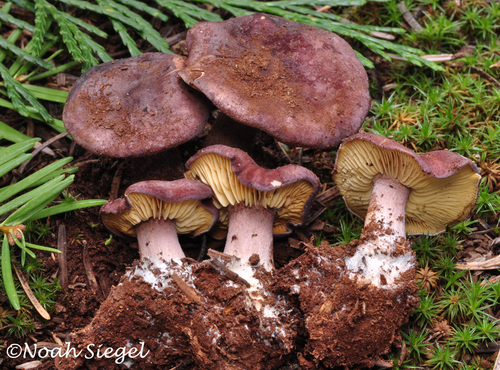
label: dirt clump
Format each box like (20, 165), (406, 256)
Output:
(273, 243), (419, 368)
(56, 258), (297, 370)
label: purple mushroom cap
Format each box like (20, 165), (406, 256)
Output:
(101, 179), (219, 238)
(333, 132), (481, 235)
(63, 53), (211, 158)
(178, 14), (371, 149)
(185, 144), (320, 236)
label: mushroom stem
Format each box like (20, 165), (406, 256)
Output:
(136, 218), (185, 261)
(364, 174), (409, 244)
(345, 175), (413, 286)
(224, 203), (275, 276)
(204, 113), (259, 153)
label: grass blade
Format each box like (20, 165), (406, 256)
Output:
(1, 234), (20, 310)
(0, 138), (39, 165)
(13, 38), (59, 79)
(28, 61), (81, 82)
(11, 232), (37, 260)
(0, 157), (73, 204)
(29, 166), (78, 189)
(3, 175), (75, 226)
(0, 175), (66, 217)
(0, 154), (33, 178)
(19, 85), (68, 104)
(0, 98), (65, 132)
(25, 242), (61, 254)
(0, 120), (33, 143)
(0, 63), (54, 123)
(28, 199), (108, 221)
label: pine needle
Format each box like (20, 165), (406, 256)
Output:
(109, 17), (143, 57)
(32, 1), (50, 57)
(10, 0), (35, 12)
(185, 0), (442, 70)
(59, 0), (170, 53)
(0, 63), (54, 123)
(0, 10), (36, 33)
(117, 0), (169, 22)
(0, 38), (54, 70)
(97, 0), (142, 57)
(58, 10), (108, 38)
(155, 0), (222, 28)
(104, 0), (171, 53)
(13, 265), (51, 320)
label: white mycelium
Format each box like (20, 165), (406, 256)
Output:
(344, 175), (415, 287)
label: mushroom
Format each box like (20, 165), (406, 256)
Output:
(333, 132), (481, 286)
(178, 13), (370, 151)
(274, 133), (481, 368)
(63, 53), (212, 182)
(275, 132), (481, 368)
(185, 145), (320, 282)
(64, 53), (210, 158)
(100, 179), (218, 261)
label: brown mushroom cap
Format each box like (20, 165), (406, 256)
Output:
(63, 53), (211, 158)
(185, 145), (320, 236)
(333, 133), (481, 235)
(178, 14), (370, 149)
(100, 179), (218, 238)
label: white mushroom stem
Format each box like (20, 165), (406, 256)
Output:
(136, 218), (185, 261)
(224, 203), (275, 283)
(345, 175), (414, 287)
(364, 174), (409, 242)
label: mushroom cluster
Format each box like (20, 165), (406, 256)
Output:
(60, 12), (481, 370)
(60, 13), (371, 370)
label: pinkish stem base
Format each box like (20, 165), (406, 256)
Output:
(224, 203), (275, 272)
(136, 218), (185, 261)
(364, 174), (410, 244)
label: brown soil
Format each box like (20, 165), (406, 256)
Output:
(55, 258), (296, 370)
(212, 47), (301, 112)
(273, 243), (419, 369)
